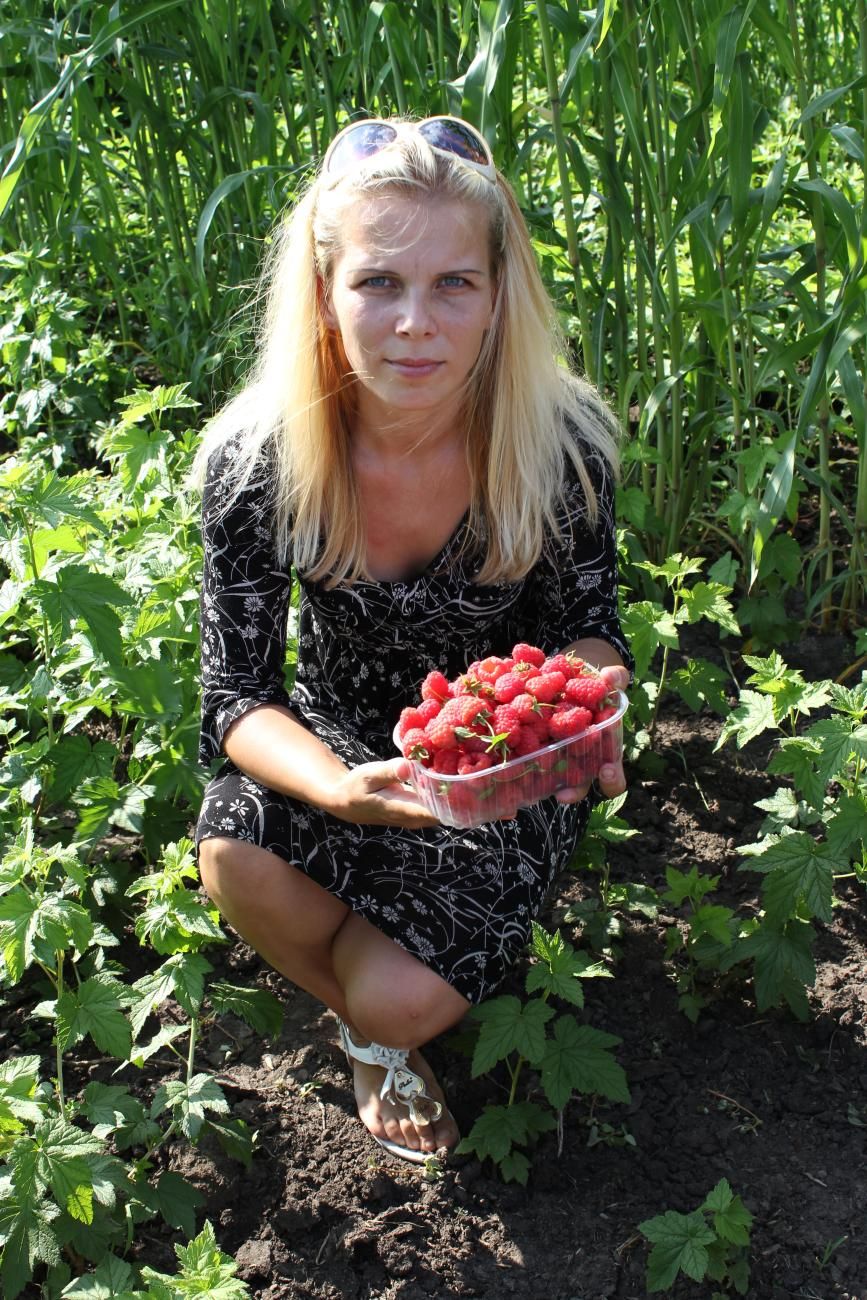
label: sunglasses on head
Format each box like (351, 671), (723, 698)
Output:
(322, 116), (496, 183)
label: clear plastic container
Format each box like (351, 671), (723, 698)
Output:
(394, 690), (628, 828)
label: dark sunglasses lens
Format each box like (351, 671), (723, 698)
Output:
(419, 119), (490, 166)
(327, 122), (398, 174)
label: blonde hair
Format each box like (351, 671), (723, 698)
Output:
(192, 124), (620, 586)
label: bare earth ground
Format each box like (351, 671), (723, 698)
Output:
(11, 633), (867, 1299)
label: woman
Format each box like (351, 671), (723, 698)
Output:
(193, 117), (631, 1163)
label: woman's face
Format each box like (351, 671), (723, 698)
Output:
(322, 193), (496, 430)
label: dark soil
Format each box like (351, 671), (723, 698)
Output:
(126, 636), (866, 1300)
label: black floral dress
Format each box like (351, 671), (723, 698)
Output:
(195, 437), (630, 1004)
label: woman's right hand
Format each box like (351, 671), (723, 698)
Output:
(327, 758), (441, 828)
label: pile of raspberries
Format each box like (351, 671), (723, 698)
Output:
(397, 643), (619, 776)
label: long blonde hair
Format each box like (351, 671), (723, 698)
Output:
(192, 125), (620, 586)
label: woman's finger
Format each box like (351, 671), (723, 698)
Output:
(596, 760), (627, 798)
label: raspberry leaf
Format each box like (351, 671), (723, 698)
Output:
(638, 1208), (716, 1291)
(539, 1016), (629, 1108)
(470, 994), (555, 1074)
(741, 832), (835, 923)
(701, 1178), (753, 1245)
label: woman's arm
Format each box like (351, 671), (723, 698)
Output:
(222, 703), (438, 828)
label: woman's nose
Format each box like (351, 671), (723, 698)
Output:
(396, 289), (435, 336)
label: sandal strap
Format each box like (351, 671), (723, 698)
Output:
(337, 1019), (443, 1126)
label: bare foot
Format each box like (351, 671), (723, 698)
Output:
(349, 1047), (459, 1158)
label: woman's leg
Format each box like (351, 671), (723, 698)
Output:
(197, 836), (467, 1153)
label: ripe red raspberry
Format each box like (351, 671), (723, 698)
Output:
(397, 706), (425, 739)
(511, 692), (543, 722)
(541, 653), (577, 678)
(432, 749), (460, 775)
(493, 671), (528, 703)
(525, 671), (567, 703)
(510, 642), (546, 669)
(417, 699), (441, 724)
(593, 704), (619, 724)
(425, 715), (458, 751)
(512, 727), (544, 757)
(457, 752), (494, 776)
(421, 670), (450, 703)
(565, 675), (609, 709)
(548, 706), (593, 741)
(476, 655), (513, 684)
(492, 703), (521, 732)
(401, 729), (430, 760)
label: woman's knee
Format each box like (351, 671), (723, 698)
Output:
(346, 966), (469, 1049)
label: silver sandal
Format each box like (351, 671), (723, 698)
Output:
(337, 1019), (447, 1164)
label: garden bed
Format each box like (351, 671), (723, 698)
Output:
(98, 640), (867, 1300)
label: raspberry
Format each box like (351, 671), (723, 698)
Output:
(510, 642), (546, 669)
(548, 706), (593, 741)
(397, 706), (425, 739)
(432, 749), (460, 775)
(401, 728), (430, 760)
(593, 704), (619, 724)
(417, 699), (441, 724)
(511, 692), (544, 722)
(512, 727), (544, 757)
(457, 752), (494, 776)
(525, 671), (567, 703)
(425, 715), (458, 751)
(542, 653), (577, 678)
(476, 655), (513, 684)
(492, 703), (522, 738)
(565, 675), (608, 709)
(421, 670), (450, 703)
(493, 671), (528, 703)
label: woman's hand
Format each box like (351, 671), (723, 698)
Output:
(327, 758), (441, 828)
(554, 662), (630, 807)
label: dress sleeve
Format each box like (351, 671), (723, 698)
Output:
(522, 447), (634, 674)
(198, 440), (294, 767)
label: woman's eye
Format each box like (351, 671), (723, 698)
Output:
(361, 276), (395, 289)
(439, 276), (468, 288)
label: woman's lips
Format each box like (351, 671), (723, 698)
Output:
(387, 359), (444, 377)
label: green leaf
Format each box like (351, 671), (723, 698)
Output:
(498, 1148), (530, 1184)
(804, 719), (867, 786)
(669, 659), (731, 714)
(824, 792), (867, 858)
(680, 582), (740, 634)
(135, 892), (224, 955)
(455, 1101), (555, 1164)
(139, 1219), (250, 1299)
(470, 995), (554, 1074)
(715, 690), (777, 749)
(621, 601), (680, 679)
(525, 926), (606, 1006)
(31, 566), (132, 665)
(44, 737), (116, 806)
(663, 865), (719, 908)
(539, 1017), (629, 1109)
(0, 888), (42, 982)
(151, 1074), (229, 1140)
(702, 1178), (753, 1246)
(78, 1084), (141, 1136)
(60, 1253), (136, 1298)
(767, 739), (826, 809)
(691, 904), (735, 947)
(74, 778), (155, 843)
(55, 974), (132, 1058)
(639, 1208), (716, 1290)
(155, 1170), (204, 1237)
(208, 982), (284, 1039)
(204, 1116), (254, 1168)
(126, 1023), (188, 1068)
(0, 1055), (44, 1127)
(0, 1190), (62, 1299)
(745, 833), (835, 923)
(733, 919), (816, 1014)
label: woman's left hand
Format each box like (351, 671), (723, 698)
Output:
(554, 662), (630, 806)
